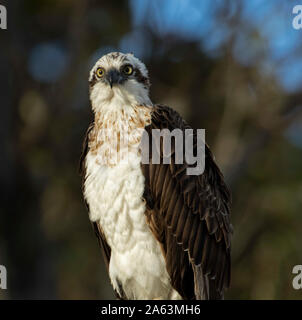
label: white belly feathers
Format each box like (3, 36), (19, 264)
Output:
(84, 123), (181, 299)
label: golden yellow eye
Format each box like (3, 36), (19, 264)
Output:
(96, 67), (105, 78)
(123, 65), (133, 75)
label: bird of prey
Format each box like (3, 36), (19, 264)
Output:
(80, 52), (232, 300)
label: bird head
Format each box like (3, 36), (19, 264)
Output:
(89, 52), (151, 112)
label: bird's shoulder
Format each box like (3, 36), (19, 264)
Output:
(141, 103), (232, 299)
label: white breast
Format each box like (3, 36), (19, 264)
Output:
(84, 145), (181, 299)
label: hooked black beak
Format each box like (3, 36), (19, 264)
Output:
(106, 69), (123, 88)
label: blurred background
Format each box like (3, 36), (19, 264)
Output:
(1, 0), (302, 299)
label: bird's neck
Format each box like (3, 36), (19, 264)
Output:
(88, 100), (152, 166)
(91, 84), (152, 114)
(93, 103), (152, 131)
(91, 88), (153, 131)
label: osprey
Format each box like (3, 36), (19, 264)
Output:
(80, 52), (232, 300)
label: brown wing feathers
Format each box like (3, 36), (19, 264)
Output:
(142, 104), (232, 299)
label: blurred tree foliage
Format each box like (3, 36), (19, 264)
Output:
(0, 0), (302, 299)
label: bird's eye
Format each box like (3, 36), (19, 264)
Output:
(96, 67), (105, 78)
(123, 65), (133, 75)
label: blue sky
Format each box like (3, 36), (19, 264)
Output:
(128, 0), (302, 93)
(127, 0), (302, 149)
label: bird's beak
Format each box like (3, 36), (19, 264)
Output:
(106, 69), (122, 89)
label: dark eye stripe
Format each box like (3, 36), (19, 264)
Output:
(133, 67), (150, 87)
